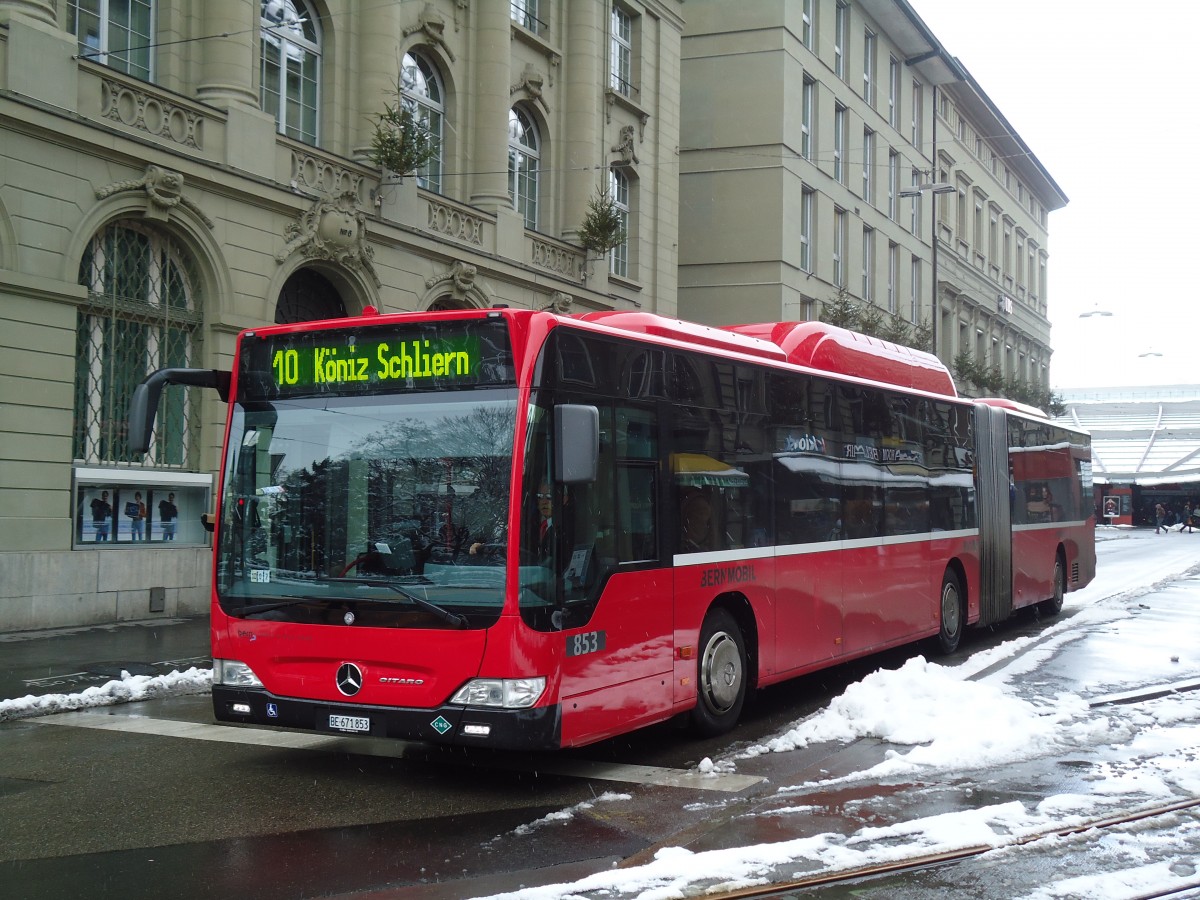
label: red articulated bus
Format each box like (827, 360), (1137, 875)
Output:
(128, 308), (1094, 749)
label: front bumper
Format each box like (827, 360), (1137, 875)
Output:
(212, 686), (562, 750)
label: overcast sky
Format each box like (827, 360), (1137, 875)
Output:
(909, 0), (1195, 390)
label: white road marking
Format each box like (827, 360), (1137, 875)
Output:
(32, 711), (763, 793)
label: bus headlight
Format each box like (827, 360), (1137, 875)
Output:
(213, 658), (263, 688)
(449, 677), (546, 709)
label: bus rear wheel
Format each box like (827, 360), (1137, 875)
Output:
(691, 608), (747, 736)
(936, 569), (964, 655)
(1038, 555), (1066, 617)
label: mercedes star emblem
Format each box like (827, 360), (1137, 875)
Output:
(336, 662), (363, 696)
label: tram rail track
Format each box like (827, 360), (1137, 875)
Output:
(696, 796), (1200, 899)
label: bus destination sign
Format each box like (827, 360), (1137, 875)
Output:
(240, 319), (515, 398)
(273, 338), (473, 388)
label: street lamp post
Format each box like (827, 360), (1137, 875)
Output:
(900, 180), (954, 360)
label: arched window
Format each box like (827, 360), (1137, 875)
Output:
(508, 107), (540, 231)
(610, 168), (631, 278)
(68, 0), (153, 80)
(74, 221), (202, 467)
(401, 52), (445, 193)
(261, 0), (320, 144)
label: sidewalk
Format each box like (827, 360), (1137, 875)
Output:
(0, 615), (210, 705)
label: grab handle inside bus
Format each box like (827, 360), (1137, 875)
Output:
(128, 367), (232, 455)
(554, 404), (599, 484)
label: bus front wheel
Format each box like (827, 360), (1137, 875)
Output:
(936, 569), (964, 655)
(691, 608), (747, 736)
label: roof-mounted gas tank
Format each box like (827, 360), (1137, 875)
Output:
(577, 311), (787, 362)
(724, 321), (957, 397)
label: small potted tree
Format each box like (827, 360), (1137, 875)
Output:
(578, 186), (626, 258)
(365, 76), (438, 221)
(367, 84), (438, 183)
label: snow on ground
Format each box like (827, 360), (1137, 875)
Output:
(476, 531), (1200, 900)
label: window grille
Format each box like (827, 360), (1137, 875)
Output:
(73, 222), (203, 468)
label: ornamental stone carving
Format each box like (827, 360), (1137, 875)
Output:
(426, 199), (484, 245)
(95, 164), (214, 228)
(424, 259), (493, 308)
(403, 4), (456, 61)
(611, 125), (639, 165)
(277, 191), (381, 288)
(290, 151), (366, 197)
(531, 238), (582, 279)
(101, 78), (205, 150)
(426, 260), (476, 295)
(511, 64), (549, 114)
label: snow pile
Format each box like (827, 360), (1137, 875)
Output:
(740, 656), (1090, 780)
(0, 667), (212, 723)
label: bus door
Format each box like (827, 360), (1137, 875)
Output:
(974, 404), (1012, 625)
(534, 402), (674, 744)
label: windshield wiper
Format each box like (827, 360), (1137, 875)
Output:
(235, 596), (322, 616)
(322, 577), (469, 629)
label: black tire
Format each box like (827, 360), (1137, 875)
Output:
(691, 608), (747, 736)
(936, 568), (964, 655)
(1038, 555), (1066, 617)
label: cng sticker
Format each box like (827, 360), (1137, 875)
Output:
(430, 715), (452, 735)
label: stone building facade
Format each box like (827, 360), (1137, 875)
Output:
(0, 0), (683, 629)
(677, 0), (1065, 394)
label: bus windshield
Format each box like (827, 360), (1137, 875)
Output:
(216, 389), (518, 628)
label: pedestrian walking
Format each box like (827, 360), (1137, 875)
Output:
(1154, 502), (1166, 534)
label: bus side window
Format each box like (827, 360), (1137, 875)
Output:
(616, 404), (658, 563)
(618, 465), (657, 561)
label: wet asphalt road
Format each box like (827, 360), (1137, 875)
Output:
(2, 530), (1198, 899)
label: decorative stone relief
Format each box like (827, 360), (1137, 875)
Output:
(511, 64), (549, 114)
(611, 125), (639, 165)
(426, 260), (476, 295)
(276, 191), (381, 288)
(403, 4), (456, 61)
(426, 199), (484, 245)
(425, 259), (492, 308)
(101, 78), (204, 150)
(290, 151), (366, 199)
(95, 164), (214, 228)
(546, 291), (573, 313)
(531, 238), (582, 280)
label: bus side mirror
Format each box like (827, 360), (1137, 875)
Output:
(127, 368), (231, 454)
(554, 404), (599, 484)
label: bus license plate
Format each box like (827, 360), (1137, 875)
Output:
(329, 714), (370, 733)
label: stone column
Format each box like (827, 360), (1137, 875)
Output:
(196, 0), (258, 110)
(560, 1), (602, 243)
(469, 0), (513, 211)
(0, 1), (55, 27)
(355, 4), (402, 159)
